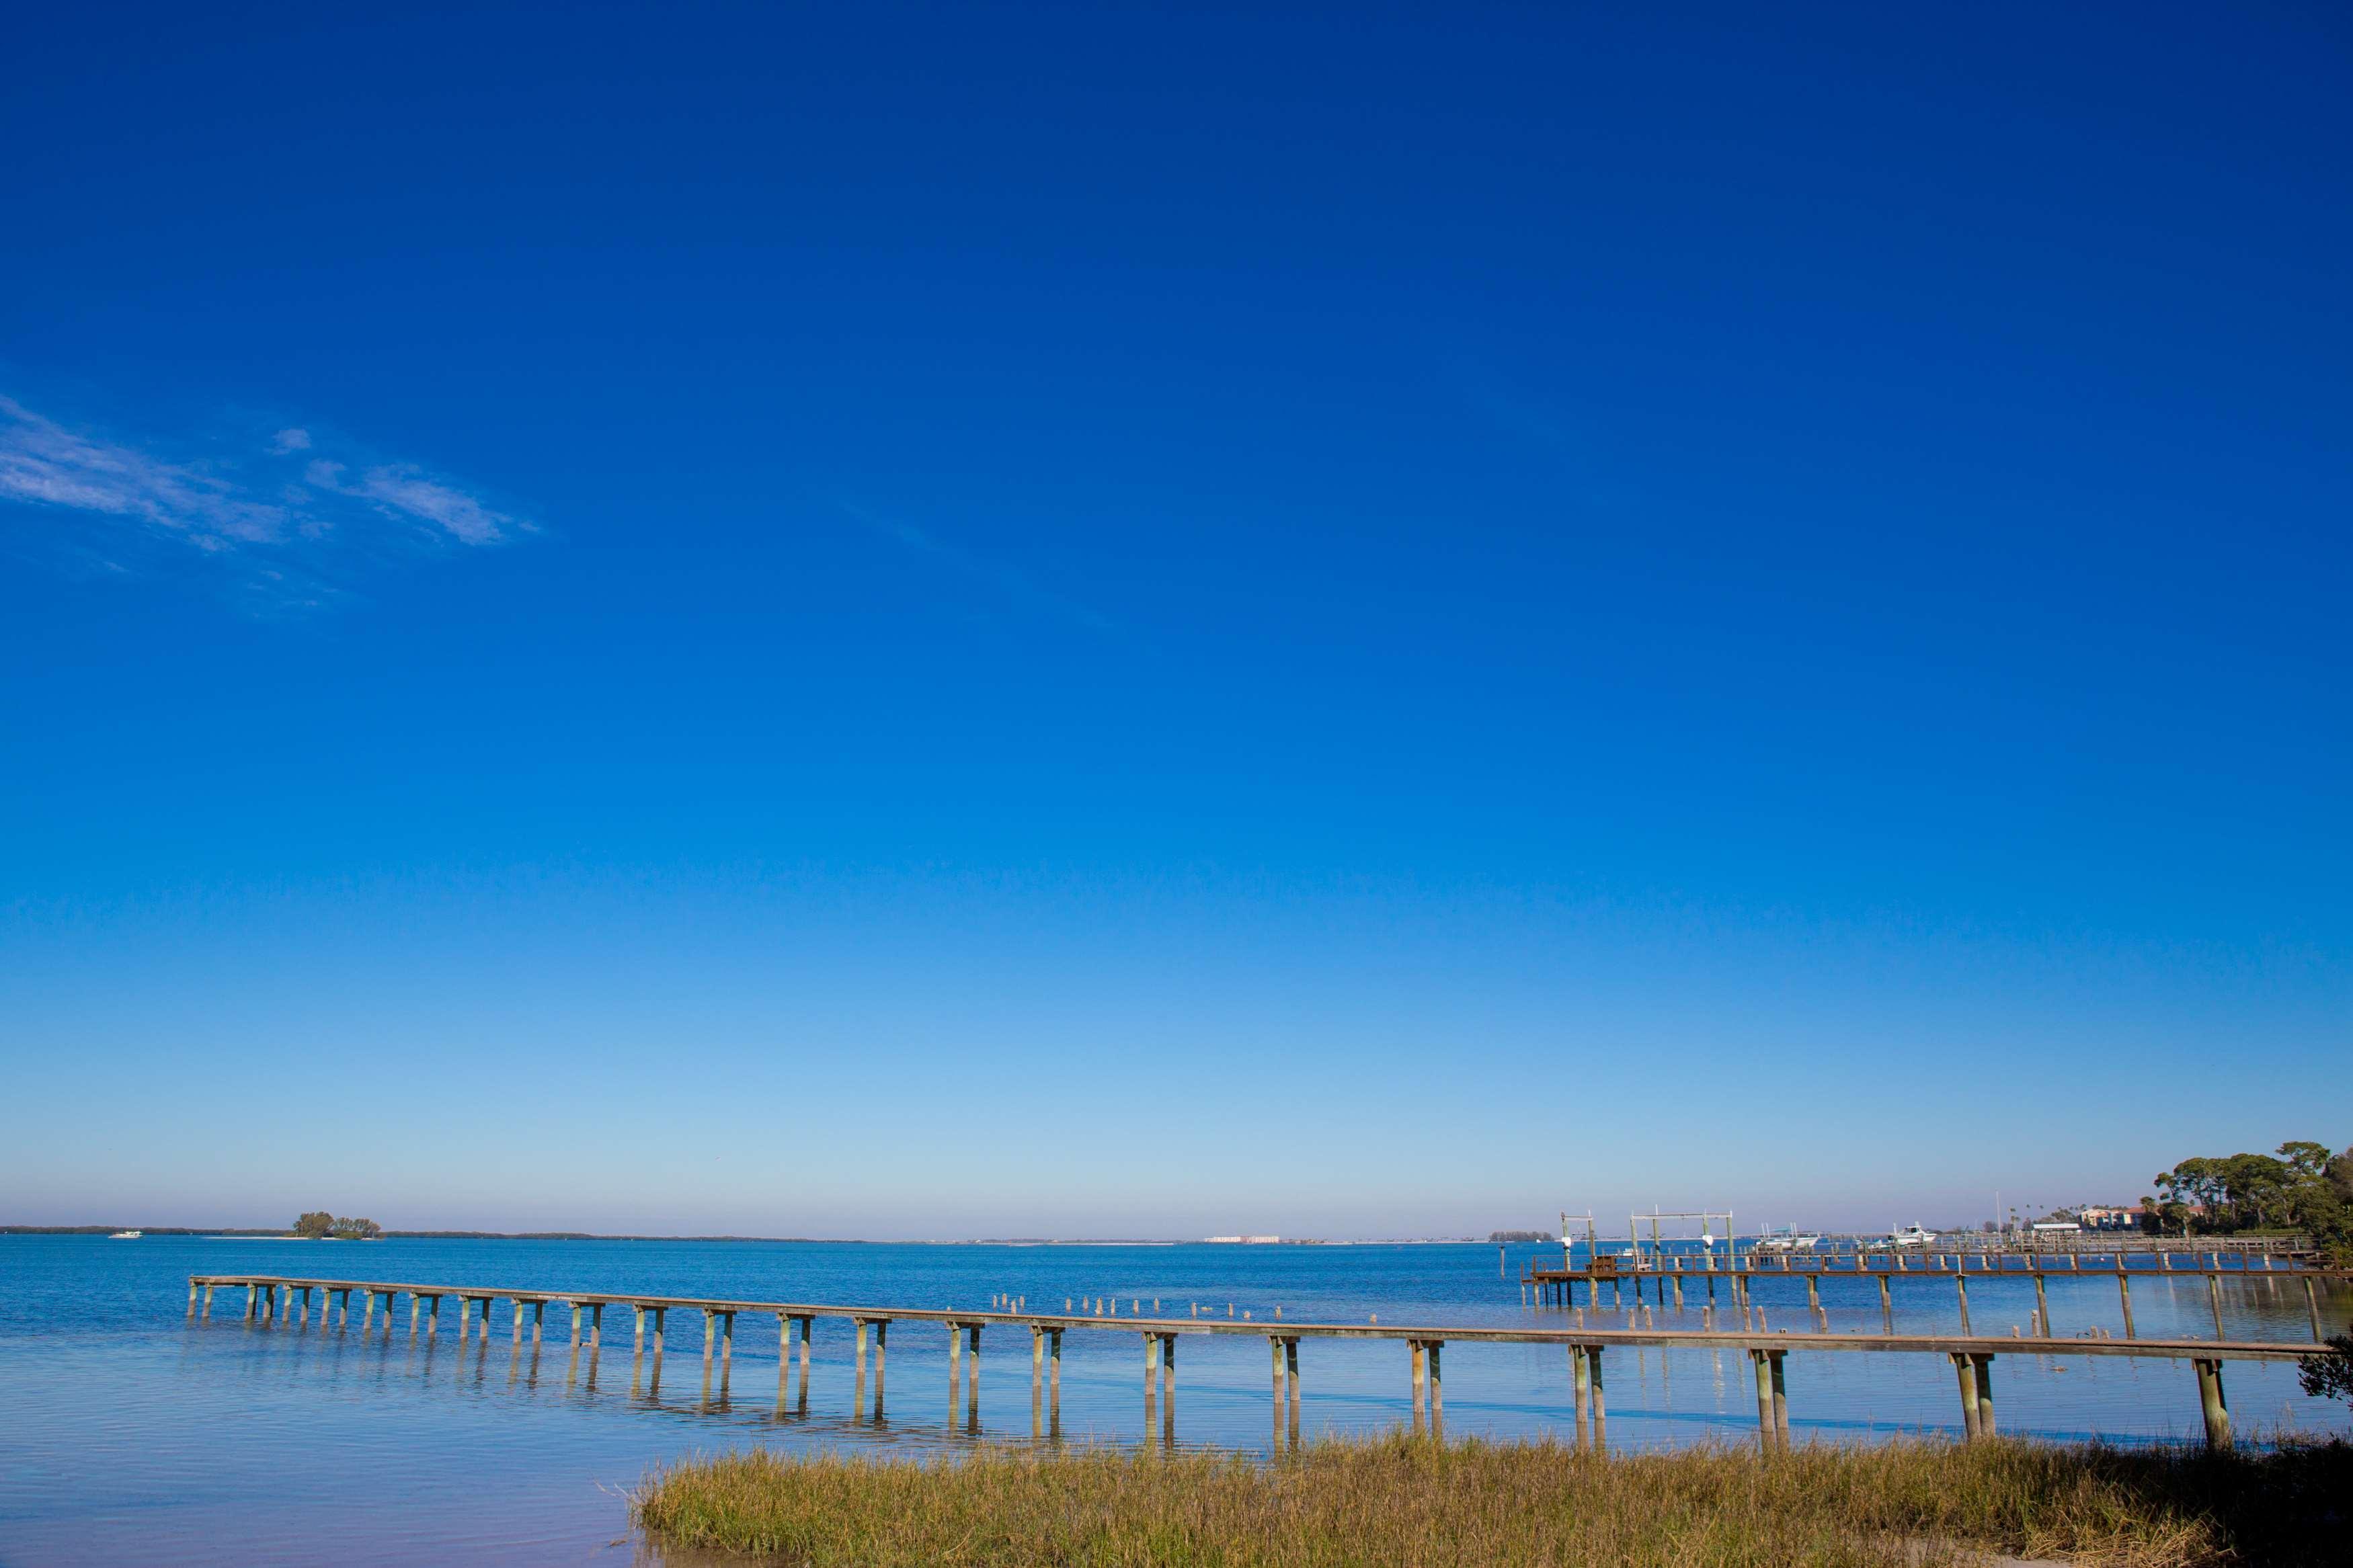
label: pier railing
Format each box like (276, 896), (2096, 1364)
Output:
(188, 1272), (2331, 1452)
(1524, 1244), (2344, 1344)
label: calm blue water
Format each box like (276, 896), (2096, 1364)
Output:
(3, 1235), (2346, 1565)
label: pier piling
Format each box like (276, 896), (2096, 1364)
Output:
(2194, 1357), (2231, 1450)
(1428, 1340), (1443, 1431)
(1283, 1337), (1301, 1438)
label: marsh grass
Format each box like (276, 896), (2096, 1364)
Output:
(635, 1432), (2347, 1566)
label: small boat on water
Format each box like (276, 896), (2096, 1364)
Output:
(108, 1230), (142, 1239)
(1756, 1228), (1821, 1252)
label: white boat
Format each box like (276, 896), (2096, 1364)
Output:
(1889, 1225), (1936, 1246)
(108, 1230), (142, 1239)
(1757, 1230), (1821, 1252)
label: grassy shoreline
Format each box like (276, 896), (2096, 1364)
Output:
(634, 1432), (2348, 1566)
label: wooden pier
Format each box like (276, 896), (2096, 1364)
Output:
(1521, 1243), (2347, 1344)
(188, 1272), (2331, 1452)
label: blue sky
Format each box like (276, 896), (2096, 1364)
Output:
(2, 3), (2346, 1237)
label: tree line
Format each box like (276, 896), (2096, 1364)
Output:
(292, 1211), (383, 1240)
(2147, 1141), (2352, 1259)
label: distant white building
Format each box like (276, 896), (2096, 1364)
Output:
(1202, 1235), (1283, 1244)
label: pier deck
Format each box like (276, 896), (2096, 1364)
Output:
(1522, 1244), (2347, 1344)
(188, 1272), (2334, 1452)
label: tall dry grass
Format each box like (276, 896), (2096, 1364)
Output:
(633, 1432), (2348, 1567)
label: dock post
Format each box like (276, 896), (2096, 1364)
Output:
(1587, 1346), (1607, 1445)
(514, 1300), (525, 1348)
(2194, 1358), (2231, 1449)
(1146, 1332), (1161, 1415)
(723, 1311), (735, 1364)
(2118, 1272), (2135, 1337)
(965, 1323), (980, 1413)
(2207, 1274), (2225, 1339)
(1033, 1325), (1047, 1403)
(1972, 1354), (1995, 1437)
(590, 1303), (602, 1350)
(1269, 1335), (1285, 1415)
(1571, 1343), (1591, 1444)
(1672, 1272), (1683, 1309)
(855, 1318), (870, 1385)
(1409, 1340), (1425, 1429)
(1050, 1328), (1064, 1415)
(2305, 1276), (2323, 1342)
(945, 1318), (957, 1397)
(360, 1290), (374, 1332)
(1283, 1337), (1300, 1440)
(701, 1310), (715, 1366)
(409, 1293), (420, 1335)
(571, 1303), (584, 1348)
(1769, 1350), (1789, 1445)
(1877, 1273), (1892, 1327)
(1160, 1332), (1175, 1404)
(1805, 1274), (1820, 1313)
(1751, 1350), (1774, 1447)
(2033, 1274), (2049, 1337)
(188, 1280), (199, 1318)
(1951, 1352), (1980, 1440)
(651, 1307), (665, 1356)
(797, 1317), (811, 1398)
(1956, 1273), (1970, 1335)
(531, 1300), (543, 1346)
(633, 1305), (645, 1354)
(871, 1320), (887, 1404)
(1427, 1341), (1443, 1431)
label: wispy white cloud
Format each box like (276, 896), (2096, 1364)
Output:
(0, 397), (288, 548)
(306, 460), (518, 545)
(0, 395), (536, 602)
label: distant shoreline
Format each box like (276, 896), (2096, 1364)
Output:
(0, 1227), (1489, 1245)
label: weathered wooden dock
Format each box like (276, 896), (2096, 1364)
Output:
(189, 1272), (2327, 1451)
(1521, 1242), (2346, 1345)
